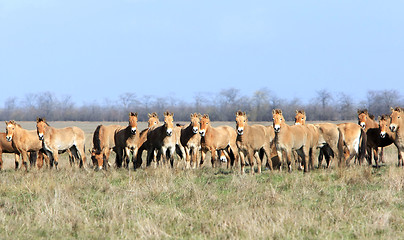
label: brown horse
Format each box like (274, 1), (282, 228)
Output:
(294, 110), (341, 168)
(357, 109), (385, 165)
(199, 114), (238, 168)
(91, 124), (122, 170)
(145, 112), (185, 168)
(36, 118), (86, 169)
(135, 112), (160, 168)
(114, 112), (141, 169)
(235, 111), (273, 174)
(179, 113), (202, 169)
(0, 132), (19, 170)
(389, 107), (404, 166)
(273, 109), (313, 172)
(363, 114), (396, 167)
(5, 121), (46, 170)
(337, 122), (366, 166)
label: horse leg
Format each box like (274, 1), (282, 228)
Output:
(247, 149), (255, 175)
(184, 147), (191, 169)
(0, 150), (2, 170)
(379, 147), (385, 163)
(286, 150), (293, 172)
(262, 146), (273, 171)
(132, 147), (139, 170)
(21, 151), (29, 171)
(210, 148), (217, 168)
(124, 147), (131, 169)
(52, 151), (60, 170)
(15, 153), (20, 169)
(373, 147), (379, 167)
(254, 151), (262, 174)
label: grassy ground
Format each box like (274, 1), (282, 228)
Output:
(0, 121), (403, 239)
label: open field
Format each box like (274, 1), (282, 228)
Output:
(0, 121), (403, 239)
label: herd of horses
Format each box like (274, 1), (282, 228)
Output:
(1, 107), (403, 174)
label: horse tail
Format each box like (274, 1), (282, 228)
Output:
(337, 128), (345, 167)
(93, 125), (102, 151)
(359, 128), (367, 164)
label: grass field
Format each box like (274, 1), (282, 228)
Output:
(0, 121), (403, 239)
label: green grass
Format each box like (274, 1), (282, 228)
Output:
(0, 163), (404, 239)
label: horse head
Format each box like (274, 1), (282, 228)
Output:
(36, 117), (47, 141)
(147, 112), (160, 130)
(272, 109), (284, 133)
(5, 120), (16, 142)
(390, 107), (403, 132)
(129, 112), (138, 134)
(357, 109), (369, 129)
(163, 111), (174, 136)
(294, 110), (306, 126)
(235, 110), (247, 135)
(190, 113), (201, 134)
(379, 115), (390, 138)
(199, 114), (210, 137)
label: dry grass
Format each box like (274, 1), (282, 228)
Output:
(0, 121), (403, 239)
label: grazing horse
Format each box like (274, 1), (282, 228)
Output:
(337, 122), (366, 166)
(273, 109), (313, 172)
(5, 121), (46, 170)
(36, 118), (86, 169)
(179, 113), (202, 169)
(146, 112), (183, 167)
(357, 109), (385, 165)
(389, 107), (404, 167)
(235, 111), (273, 174)
(0, 132), (19, 170)
(294, 110), (341, 168)
(199, 114), (238, 168)
(91, 124), (122, 170)
(114, 112), (141, 169)
(135, 112), (160, 168)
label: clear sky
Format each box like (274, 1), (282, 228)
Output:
(1, 0), (403, 106)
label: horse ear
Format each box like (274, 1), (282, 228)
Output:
(148, 113), (151, 118)
(390, 107), (394, 112)
(171, 112), (174, 117)
(357, 109), (361, 114)
(295, 110), (299, 114)
(272, 109), (276, 115)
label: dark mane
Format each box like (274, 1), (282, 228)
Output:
(93, 125), (102, 151)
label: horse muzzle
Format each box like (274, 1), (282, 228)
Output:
(166, 128), (173, 136)
(131, 127), (137, 134)
(237, 128), (244, 135)
(38, 133), (44, 140)
(380, 131), (386, 138)
(390, 124), (397, 132)
(5, 136), (12, 142)
(360, 123), (366, 129)
(274, 125), (280, 133)
(192, 127), (199, 134)
(199, 129), (206, 137)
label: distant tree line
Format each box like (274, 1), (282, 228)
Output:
(0, 89), (402, 122)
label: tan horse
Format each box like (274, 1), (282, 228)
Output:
(337, 122), (366, 166)
(5, 121), (47, 170)
(357, 109), (385, 165)
(135, 112), (160, 168)
(179, 113), (202, 169)
(389, 107), (404, 166)
(146, 112), (184, 167)
(36, 118), (86, 169)
(235, 111), (273, 174)
(114, 112), (141, 169)
(199, 114), (238, 168)
(294, 110), (341, 168)
(273, 109), (314, 172)
(0, 132), (19, 170)
(91, 124), (122, 170)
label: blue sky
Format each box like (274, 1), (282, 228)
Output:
(1, 0), (403, 106)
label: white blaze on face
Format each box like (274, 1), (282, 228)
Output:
(199, 129), (206, 137)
